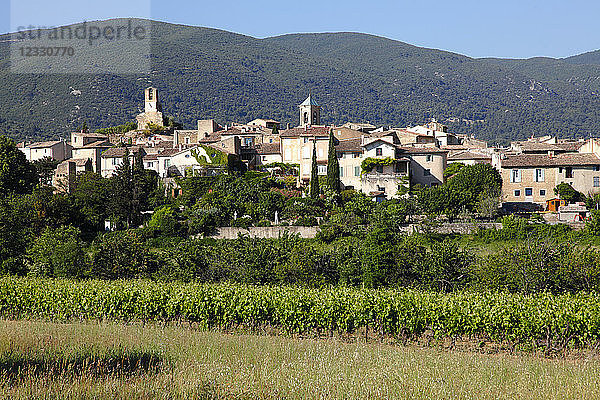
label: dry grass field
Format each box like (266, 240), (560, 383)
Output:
(0, 320), (599, 399)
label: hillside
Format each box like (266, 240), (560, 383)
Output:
(1, 19), (600, 143)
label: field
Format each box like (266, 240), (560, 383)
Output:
(0, 319), (599, 399)
(3, 277), (600, 352)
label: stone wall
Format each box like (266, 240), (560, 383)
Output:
(209, 223), (502, 239)
(211, 226), (320, 239)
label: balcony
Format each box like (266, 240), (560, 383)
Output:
(362, 172), (408, 182)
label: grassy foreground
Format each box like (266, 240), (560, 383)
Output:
(0, 320), (599, 399)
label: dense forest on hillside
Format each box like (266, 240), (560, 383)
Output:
(1, 19), (600, 144)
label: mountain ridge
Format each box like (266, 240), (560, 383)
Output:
(1, 19), (600, 144)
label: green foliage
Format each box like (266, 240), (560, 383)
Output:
(5, 22), (600, 145)
(554, 183), (582, 203)
(7, 277), (600, 350)
(95, 121), (137, 135)
(419, 163), (502, 217)
(71, 172), (109, 233)
(147, 205), (181, 237)
(32, 157), (60, 186)
(414, 241), (471, 291)
(360, 157), (395, 173)
(443, 162), (465, 179)
(27, 226), (86, 278)
(326, 129), (341, 193)
(0, 136), (37, 195)
(310, 142), (319, 199)
(89, 230), (150, 279)
(191, 145), (228, 166)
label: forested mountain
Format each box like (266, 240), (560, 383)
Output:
(1, 19), (600, 144)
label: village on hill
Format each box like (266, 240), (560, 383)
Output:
(16, 86), (599, 222)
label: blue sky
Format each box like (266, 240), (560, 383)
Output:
(1, 0), (598, 59)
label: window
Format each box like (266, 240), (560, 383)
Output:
(339, 167), (344, 177)
(594, 177), (600, 187)
(377, 185), (385, 193)
(424, 169), (431, 176)
(594, 166), (600, 172)
(376, 165), (384, 173)
(354, 166), (360, 176)
(426, 154), (433, 162)
(565, 167), (573, 178)
(244, 138), (253, 147)
(318, 165), (327, 175)
(303, 137), (309, 144)
(165, 159), (171, 168)
(514, 189), (521, 197)
(185, 137), (190, 145)
(376, 148), (382, 156)
(269, 139), (273, 143)
(302, 147), (310, 159)
(262, 156), (267, 161)
(510, 169), (521, 183)
(353, 153), (360, 158)
(525, 188), (533, 197)
(540, 189), (546, 196)
(534, 168), (545, 182)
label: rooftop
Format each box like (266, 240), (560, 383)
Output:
(501, 153), (600, 168)
(299, 94), (319, 107)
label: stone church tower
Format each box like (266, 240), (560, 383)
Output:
(299, 94), (321, 127)
(136, 87), (164, 130)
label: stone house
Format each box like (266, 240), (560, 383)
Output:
(71, 140), (111, 173)
(19, 140), (71, 162)
(52, 158), (92, 193)
(100, 146), (145, 178)
(495, 152), (600, 205)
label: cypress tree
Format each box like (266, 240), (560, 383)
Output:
(310, 140), (319, 198)
(326, 128), (340, 193)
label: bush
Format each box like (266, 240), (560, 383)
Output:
(294, 216), (318, 226)
(147, 205), (181, 237)
(27, 226), (87, 278)
(89, 230), (150, 279)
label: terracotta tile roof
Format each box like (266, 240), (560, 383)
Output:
(157, 148), (180, 157)
(199, 133), (221, 143)
(73, 158), (91, 166)
(81, 140), (111, 149)
(396, 146), (449, 154)
(28, 140), (63, 148)
(280, 126), (331, 137)
(501, 153), (600, 168)
(517, 142), (584, 152)
(448, 150), (492, 161)
(336, 138), (362, 152)
(143, 154), (159, 161)
(254, 143), (281, 155)
(101, 146), (143, 158)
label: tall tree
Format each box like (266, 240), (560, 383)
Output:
(310, 140), (319, 199)
(0, 135), (38, 196)
(326, 128), (341, 193)
(109, 148), (134, 228)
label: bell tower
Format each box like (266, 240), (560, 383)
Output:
(298, 93), (321, 127)
(145, 87), (161, 113)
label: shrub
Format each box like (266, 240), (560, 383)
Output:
(27, 226), (87, 278)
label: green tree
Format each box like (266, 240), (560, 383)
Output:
(0, 136), (38, 195)
(89, 230), (149, 279)
(443, 162), (465, 179)
(271, 125), (279, 135)
(310, 141), (319, 199)
(72, 172), (109, 233)
(32, 157), (60, 186)
(28, 226), (87, 278)
(0, 194), (32, 274)
(108, 149), (133, 228)
(554, 183), (582, 204)
(326, 128), (341, 193)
